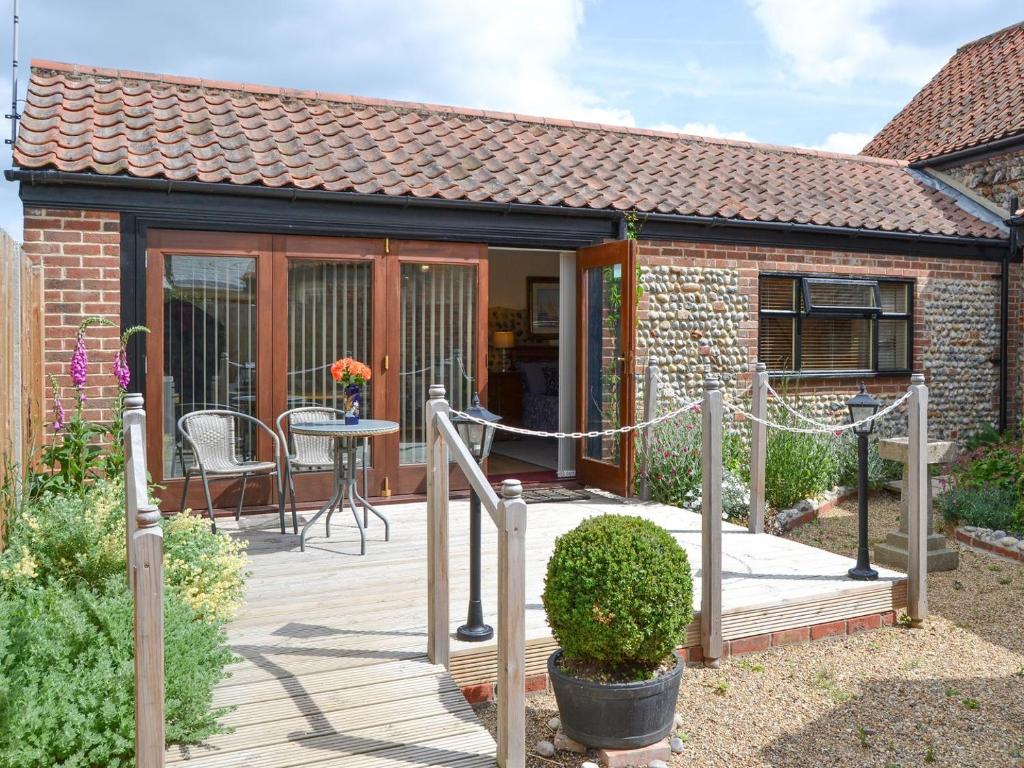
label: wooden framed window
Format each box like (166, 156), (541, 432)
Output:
(758, 274), (912, 374)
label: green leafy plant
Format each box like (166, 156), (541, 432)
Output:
(765, 415), (840, 510)
(951, 431), (1021, 493)
(0, 479), (246, 764)
(834, 433), (903, 490)
(936, 485), (1021, 534)
(638, 407), (747, 516)
(0, 576), (233, 767)
(542, 514), (693, 679)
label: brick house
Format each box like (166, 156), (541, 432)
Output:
(7, 59), (1020, 507)
(864, 21), (1024, 213)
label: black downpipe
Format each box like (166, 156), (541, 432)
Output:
(1002, 194), (1019, 432)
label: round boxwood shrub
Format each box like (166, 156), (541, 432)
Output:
(542, 514), (693, 675)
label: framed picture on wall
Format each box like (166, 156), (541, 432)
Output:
(527, 276), (559, 338)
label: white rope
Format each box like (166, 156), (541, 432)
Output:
(723, 390), (911, 435)
(449, 397), (703, 440)
(764, 381), (834, 429)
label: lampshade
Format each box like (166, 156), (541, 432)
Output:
(451, 393), (502, 461)
(847, 384), (880, 436)
(492, 331), (515, 350)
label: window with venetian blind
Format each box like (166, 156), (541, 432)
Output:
(758, 275), (912, 374)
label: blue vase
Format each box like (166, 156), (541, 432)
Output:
(344, 384), (362, 425)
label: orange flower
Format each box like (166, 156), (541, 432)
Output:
(330, 357), (372, 384)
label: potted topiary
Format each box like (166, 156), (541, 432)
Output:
(542, 514), (693, 749)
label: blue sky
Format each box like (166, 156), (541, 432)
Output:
(0, 0), (1021, 237)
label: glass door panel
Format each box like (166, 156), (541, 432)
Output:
(398, 262), (478, 465)
(286, 259), (374, 467)
(161, 254), (258, 479)
(582, 263), (622, 466)
(575, 241), (635, 496)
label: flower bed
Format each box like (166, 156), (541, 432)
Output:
(0, 480), (246, 766)
(0, 316), (247, 766)
(639, 402), (900, 531)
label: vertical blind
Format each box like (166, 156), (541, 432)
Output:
(163, 255), (257, 477)
(399, 263), (477, 465)
(287, 260), (373, 417)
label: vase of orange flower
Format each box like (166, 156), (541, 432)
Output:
(330, 357), (372, 425)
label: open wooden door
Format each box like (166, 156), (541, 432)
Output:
(576, 240), (637, 496)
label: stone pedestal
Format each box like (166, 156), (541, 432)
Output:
(874, 437), (959, 572)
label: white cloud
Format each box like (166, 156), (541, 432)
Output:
(268, 0), (636, 126)
(747, 0), (946, 85)
(649, 121), (756, 142)
(805, 131), (873, 154)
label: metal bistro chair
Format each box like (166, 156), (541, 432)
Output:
(275, 406), (372, 537)
(177, 409), (285, 534)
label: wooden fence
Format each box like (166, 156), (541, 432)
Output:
(0, 229), (43, 545)
(641, 362), (931, 666)
(124, 394), (165, 768)
(425, 384), (527, 768)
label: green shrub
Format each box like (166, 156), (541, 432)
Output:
(834, 434), (903, 490)
(0, 480), (247, 622)
(950, 433), (1021, 493)
(0, 479), (247, 765)
(937, 485), (1022, 534)
(542, 514), (693, 677)
(765, 420), (839, 510)
(638, 408), (747, 511)
(0, 577), (233, 767)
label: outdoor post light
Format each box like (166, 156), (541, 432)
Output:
(452, 393), (502, 641)
(847, 383), (881, 581)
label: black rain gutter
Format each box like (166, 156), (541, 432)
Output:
(909, 131), (1024, 169)
(4, 168), (1010, 251)
(1002, 194), (1021, 432)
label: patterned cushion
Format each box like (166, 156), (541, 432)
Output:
(541, 365), (559, 396)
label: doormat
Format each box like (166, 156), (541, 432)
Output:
(521, 487), (591, 504)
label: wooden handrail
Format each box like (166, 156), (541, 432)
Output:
(123, 393), (165, 768)
(425, 384), (527, 768)
(433, 413), (500, 524)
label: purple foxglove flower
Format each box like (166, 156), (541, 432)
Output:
(113, 347), (131, 390)
(70, 333), (88, 390)
(52, 391), (66, 432)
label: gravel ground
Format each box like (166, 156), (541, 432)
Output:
(477, 492), (1024, 767)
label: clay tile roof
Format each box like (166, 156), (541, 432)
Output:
(14, 60), (1004, 240)
(863, 21), (1024, 163)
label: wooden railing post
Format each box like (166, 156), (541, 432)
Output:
(132, 502), (165, 768)
(907, 373), (928, 627)
(748, 362), (767, 533)
(639, 358), (659, 501)
(496, 479), (527, 768)
(425, 384), (450, 667)
(123, 393), (147, 577)
(701, 372), (723, 666)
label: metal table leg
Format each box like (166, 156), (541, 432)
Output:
(344, 441), (368, 555)
(351, 438), (390, 542)
(299, 445), (344, 552)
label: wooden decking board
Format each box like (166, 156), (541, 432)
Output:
(170, 496), (908, 767)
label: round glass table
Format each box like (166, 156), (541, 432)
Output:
(288, 419), (399, 554)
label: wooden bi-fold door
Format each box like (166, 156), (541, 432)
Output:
(145, 230), (485, 511)
(575, 240), (637, 497)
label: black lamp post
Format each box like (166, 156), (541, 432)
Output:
(452, 393), (501, 642)
(847, 383), (880, 581)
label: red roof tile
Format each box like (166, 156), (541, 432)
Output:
(864, 22), (1024, 163)
(14, 60), (1003, 239)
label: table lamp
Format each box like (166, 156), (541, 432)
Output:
(492, 331), (515, 372)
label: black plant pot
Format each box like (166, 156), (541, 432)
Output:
(547, 649), (684, 749)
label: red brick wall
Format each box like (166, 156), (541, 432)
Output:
(23, 207), (121, 430)
(636, 240), (1019, 436)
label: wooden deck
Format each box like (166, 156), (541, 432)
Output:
(166, 492), (906, 767)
